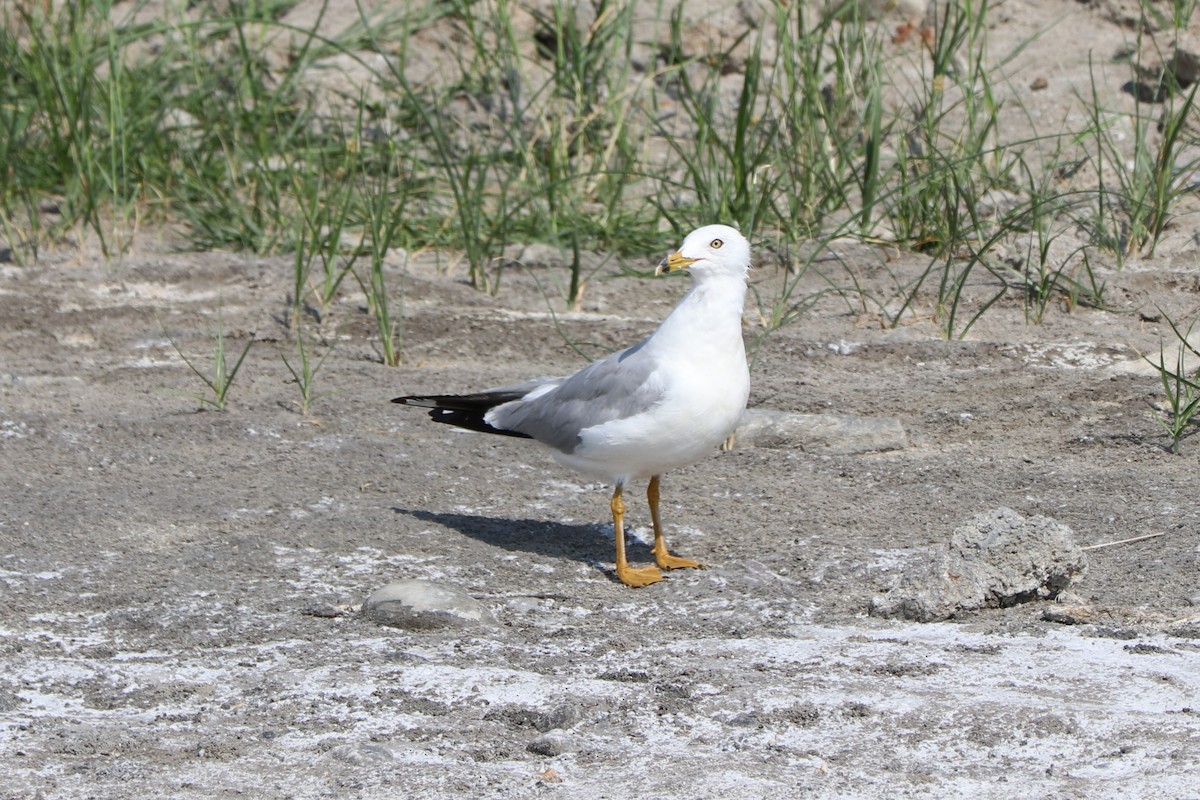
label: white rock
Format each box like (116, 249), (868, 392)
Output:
(325, 743), (395, 764)
(869, 508), (1088, 622)
(363, 579), (496, 630)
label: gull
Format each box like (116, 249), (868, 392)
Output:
(393, 224), (751, 587)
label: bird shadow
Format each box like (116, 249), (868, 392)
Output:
(392, 507), (658, 578)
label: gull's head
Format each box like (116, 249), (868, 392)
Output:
(656, 224), (751, 281)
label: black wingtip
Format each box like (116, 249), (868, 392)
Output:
(390, 391), (534, 439)
(392, 395), (442, 408)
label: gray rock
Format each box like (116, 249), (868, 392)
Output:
(514, 242), (564, 268)
(734, 409), (908, 454)
(363, 579), (496, 630)
(869, 508), (1087, 622)
(526, 732), (572, 756)
(533, 703), (581, 732)
(0, 688), (21, 713)
(325, 743), (395, 764)
(483, 702), (582, 732)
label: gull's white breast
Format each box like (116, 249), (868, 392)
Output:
(553, 279), (750, 483)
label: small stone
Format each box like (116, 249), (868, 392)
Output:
(0, 689), (21, 713)
(516, 242), (564, 268)
(1054, 590), (1088, 607)
(363, 579), (496, 630)
(300, 602), (347, 618)
(535, 768), (563, 784)
(533, 703), (581, 732)
(527, 732), (572, 756)
(325, 743), (395, 764)
(728, 711), (762, 727)
(506, 596), (551, 615)
(1041, 605), (1097, 626)
(483, 702), (582, 732)
(734, 410), (908, 454)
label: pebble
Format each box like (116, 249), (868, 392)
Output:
(527, 733), (572, 756)
(514, 242), (564, 268)
(505, 596), (553, 615)
(325, 743), (395, 764)
(362, 579), (497, 630)
(533, 703), (581, 733)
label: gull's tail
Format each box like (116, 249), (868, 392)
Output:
(392, 391), (534, 439)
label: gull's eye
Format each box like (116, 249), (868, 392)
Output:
(710, 238), (724, 249)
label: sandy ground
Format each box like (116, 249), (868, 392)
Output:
(3, 236), (1199, 799)
(4, 1), (1200, 798)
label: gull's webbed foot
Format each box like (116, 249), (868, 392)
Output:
(652, 544), (705, 571)
(612, 483), (663, 588)
(616, 562), (664, 588)
(647, 475), (705, 572)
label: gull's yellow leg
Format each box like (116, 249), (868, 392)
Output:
(648, 475), (705, 571)
(612, 484), (663, 587)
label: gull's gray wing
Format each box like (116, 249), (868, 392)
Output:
(486, 340), (664, 454)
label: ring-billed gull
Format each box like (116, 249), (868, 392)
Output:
(393, 224), (751, 587)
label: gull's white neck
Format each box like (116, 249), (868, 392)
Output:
(649, 273), (748, 355)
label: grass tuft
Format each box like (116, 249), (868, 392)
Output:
(162, 310), (256, 412)
(1147, 309), (1200, 454)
